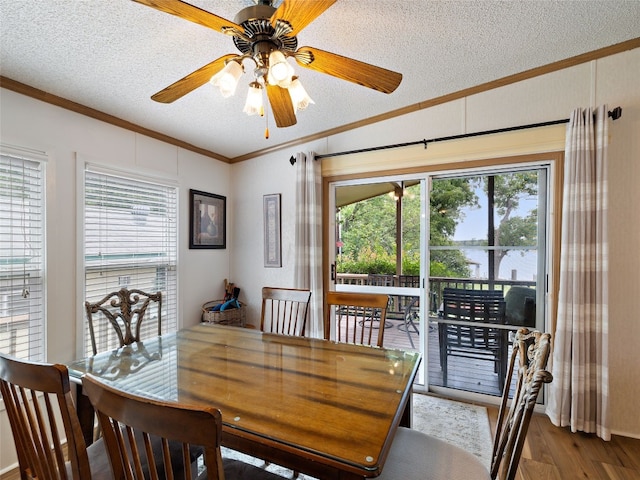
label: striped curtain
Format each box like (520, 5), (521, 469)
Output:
(547, 105), (610, 440)
(293, 152), (324, 338)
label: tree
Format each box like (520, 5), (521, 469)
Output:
(427, 179), (478, 277)
(486, 172), (538, 276)
(338, 193), (397, 261)
(337, 178), (478, 278)
(336, 171), (540, 281)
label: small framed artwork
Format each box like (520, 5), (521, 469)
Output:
(189, 189), (226, 249)
(263, 193), (282, 267)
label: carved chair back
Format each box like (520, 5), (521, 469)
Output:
(85, 288), (162, 355)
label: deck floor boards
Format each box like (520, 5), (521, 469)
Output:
(382, 317), (510, 397)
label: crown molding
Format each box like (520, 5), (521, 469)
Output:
(2, 37), (639, 164)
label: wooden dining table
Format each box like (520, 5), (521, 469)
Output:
(67, 324), (421, 479)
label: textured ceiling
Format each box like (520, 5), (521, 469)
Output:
(1, 0), (639, 161)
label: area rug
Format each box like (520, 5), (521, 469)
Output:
(221, 393), (493, 479)
(411, 393), (493, 467)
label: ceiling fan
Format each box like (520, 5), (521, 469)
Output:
(133, 0), (403, 128)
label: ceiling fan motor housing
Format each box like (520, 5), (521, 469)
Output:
(233, 4), (298, 61)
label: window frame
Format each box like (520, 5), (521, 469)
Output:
(77, 159), (179, 358)
(0, 144), (47, 362)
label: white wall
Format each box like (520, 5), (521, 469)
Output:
(0, 90), (234, 472)
(232, 47), (640, 438)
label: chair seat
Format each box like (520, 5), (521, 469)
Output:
(69, 435), (204, 480)
(64, 438), (111, 480)
(377, 427), (490, 480)
(223, 459), (291, 480)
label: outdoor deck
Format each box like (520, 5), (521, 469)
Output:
(381, 316), (511, 397)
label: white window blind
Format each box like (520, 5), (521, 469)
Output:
(83, 168), (178, 357)
(0, 152), (45, 361)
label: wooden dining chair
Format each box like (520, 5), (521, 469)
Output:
(376, 328), (553, 480)
(81, 373), (285, 480)
(0, 352), (111, 480)
(85, 287), (162, 355)
(260, 287), (312, 336)
(324, 291), (390, 347)
(259, 287), (311, 479)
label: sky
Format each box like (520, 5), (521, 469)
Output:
(451, 185), (539, 281)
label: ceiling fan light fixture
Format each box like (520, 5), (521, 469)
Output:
(268, 50), (294, 84)
(210, 59), (244, 98)
(243, 81), (264, 116)
(140, 0), (401, 131)
(289, 77), (314, 112)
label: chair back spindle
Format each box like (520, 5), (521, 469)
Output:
(491, 329), (553, 480)
(260, 287), (312, 336)
(325, 291), (390, 347)
(82, 373), (224, 480)
(0, 352), (110, 480)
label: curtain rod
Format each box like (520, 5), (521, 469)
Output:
(300, 106), (622, 162)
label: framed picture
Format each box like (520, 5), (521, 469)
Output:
(189, 189), (226, 249)
(263, 193), (281, 267)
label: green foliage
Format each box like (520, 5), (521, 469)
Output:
(491, 172), (538, 217)
(335, 171), (539, 279)
(430, 250), (471, 277)
(429, 178), (479, 243)
(336, 246), (395, 274)
(499, 209), (538, 248)
(337, 179), (478, 277)
(339, 194), (397, 260)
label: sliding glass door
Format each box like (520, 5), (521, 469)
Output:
(426, 166), (548, 397)
(330, 176), (426, 360)
(328, 161), (551, 400)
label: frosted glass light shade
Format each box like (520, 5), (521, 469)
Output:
(243, 82), (263, 116)
(210, 61), (243, 98)
(289, 78), (314, 112)
(268, 50), (294, 87)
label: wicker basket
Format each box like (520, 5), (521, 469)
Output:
(201, 300), (246, 327)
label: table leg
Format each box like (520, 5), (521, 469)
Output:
(75, 383), (96, 446)
(400, 390), (412, 428)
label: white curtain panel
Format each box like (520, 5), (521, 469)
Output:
(293, 152), (324, 338)
(547, 105), (610, 440)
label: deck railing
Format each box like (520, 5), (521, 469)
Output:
(336, 273), (536, 318)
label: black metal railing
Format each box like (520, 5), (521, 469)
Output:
(336, 274), (536, 318)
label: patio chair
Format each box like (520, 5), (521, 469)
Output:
(0, 352), (111, 480)
(260, 287), (312, 336)
(401, 296), (420, 349)
(504, 286), (536, 327)
(377, 328), (553, 480)
(438, 288), (508, 391)
(81, 374), (287, 480)
(86, 287), (162, 355)
(324, 291), (390, 347)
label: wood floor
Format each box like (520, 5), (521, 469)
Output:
(2, 410), (639, 480)
(487, 408), (640, 480)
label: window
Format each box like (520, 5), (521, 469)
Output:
(83, 166), (178, 357)
(0, 147), (45, 361)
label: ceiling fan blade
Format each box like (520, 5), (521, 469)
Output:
(132, 0), (241, 33)
(151, 54), (238, 103)
(266, 85), (297, 128)
(270, 0), (336, 36)
(296, 46), (402, 94)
